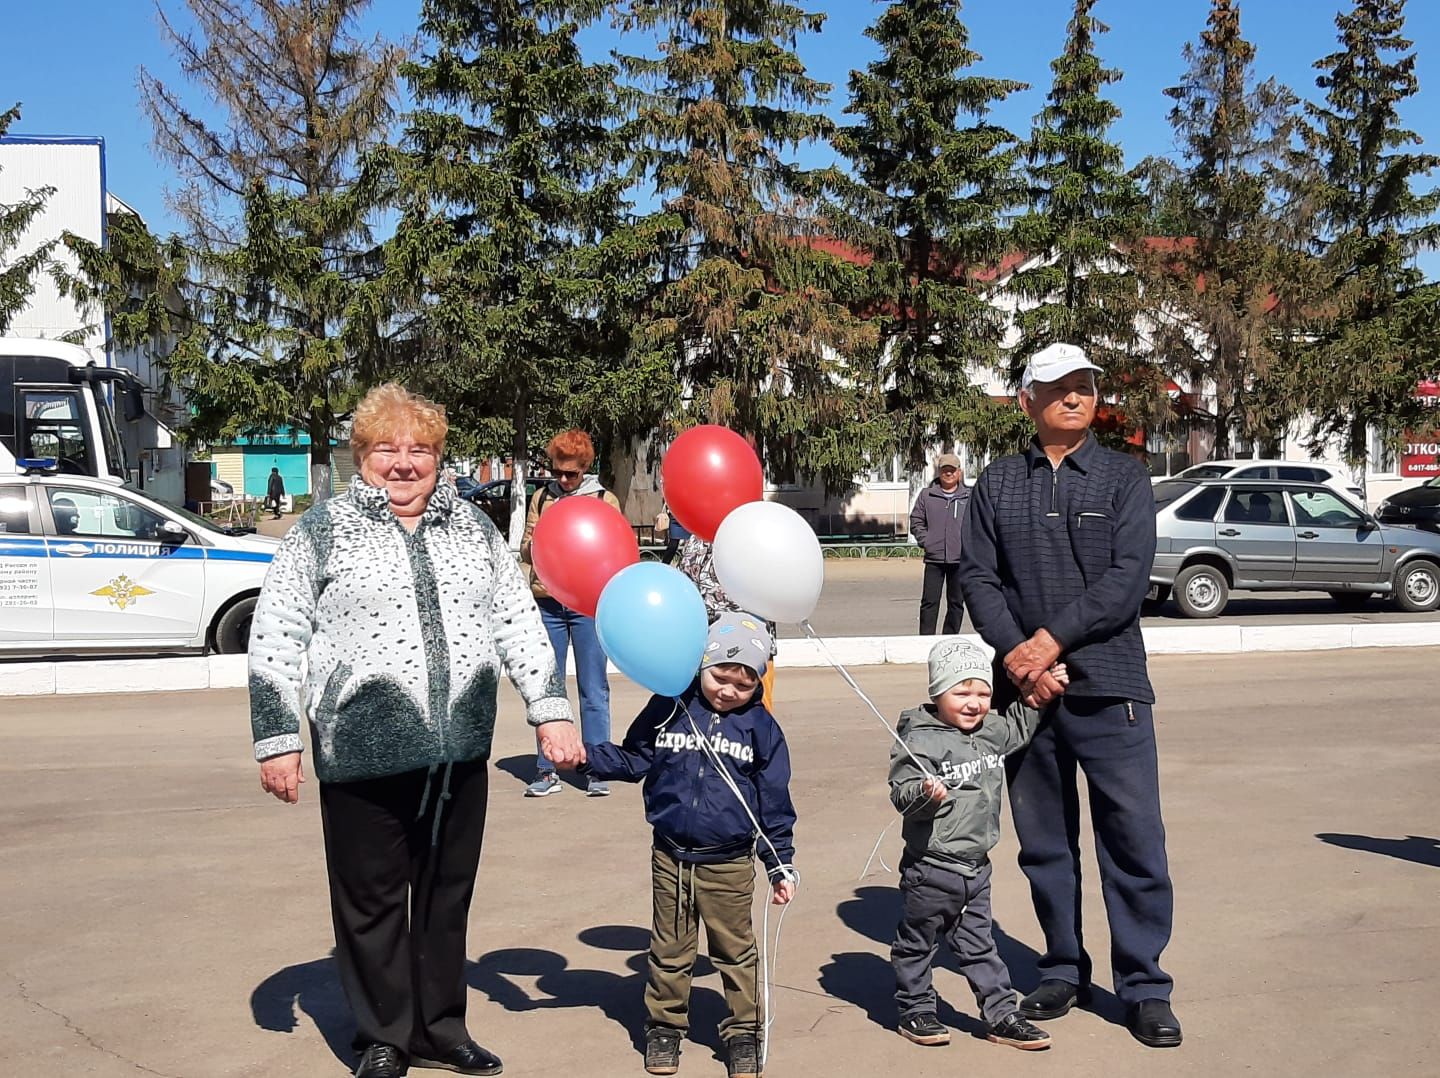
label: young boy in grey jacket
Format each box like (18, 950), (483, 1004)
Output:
(889, 639), (1066, 1052)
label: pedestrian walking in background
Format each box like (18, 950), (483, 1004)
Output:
(265, 466), (286, 519)
(959, 342), (1181, 1050)
(519, 429), (621, 799)
(910, 453), (970, 634)
(655, 503), (692, 565)
(248, 383), (582, 1078)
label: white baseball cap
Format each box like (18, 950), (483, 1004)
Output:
(1020, 343), (1103, 391)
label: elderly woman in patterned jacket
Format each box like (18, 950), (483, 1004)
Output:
(248, 384), (583, 1078)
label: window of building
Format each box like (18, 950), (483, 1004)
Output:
(1368, 427), (1398, 474)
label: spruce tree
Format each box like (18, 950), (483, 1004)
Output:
(138, 0), (402, 501)
(0, 104), (57, 335)
(828, 0), (1029, 471)
(1135, 0), (1307, 458)
(618, 0), (877, 492)
(1009, 0), (1153, 434)
(391, 0), (647, 539)
(1292, 0), (1440, 487)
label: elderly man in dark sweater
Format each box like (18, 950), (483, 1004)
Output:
(958, 343), (1180, 1050)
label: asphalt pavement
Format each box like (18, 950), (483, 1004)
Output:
(787, 558), (1440, 638)
(2, 649), (1437, 1077)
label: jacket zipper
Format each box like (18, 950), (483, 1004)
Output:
(1047, 465), (1061, 518)
(683, 707), (714, 855)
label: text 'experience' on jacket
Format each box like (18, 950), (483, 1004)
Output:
(889, 700), (1040, 876)
(584, 682), (797, 881)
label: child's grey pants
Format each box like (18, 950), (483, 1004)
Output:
(891, 858), (1018, 1025)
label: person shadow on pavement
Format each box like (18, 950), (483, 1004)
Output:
(250, 950), (356, 1067)
(820, 884), (1127, 1035)
(1317, 833), (1440, 869)
(466, 924), (731, 1060)
(251, 928), (732, 1067)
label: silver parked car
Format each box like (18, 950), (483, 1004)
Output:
(1150, 478), (1440, 618)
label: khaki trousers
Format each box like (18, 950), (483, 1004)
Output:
(646, 847), (760, 1040)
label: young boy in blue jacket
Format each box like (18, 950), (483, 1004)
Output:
(575, 612), (797, 1078)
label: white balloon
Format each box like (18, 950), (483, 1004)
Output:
(712, 500), (825, 624)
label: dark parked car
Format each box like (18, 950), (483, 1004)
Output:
(1375, 476), (1440, 529)
(463, 477), (547, 535)
(1150, 478), (1440, 617)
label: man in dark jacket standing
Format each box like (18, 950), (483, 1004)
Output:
(958, 343), (1181, 1050)
(910, 453), (970, 634)
(264, 466), (285, 519)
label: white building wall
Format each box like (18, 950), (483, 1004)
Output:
(0, 138), (105, 354)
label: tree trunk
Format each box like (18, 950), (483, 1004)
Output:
(308, 413), (333, 504)
(507, 390), (529, 550)
(1348, 415), (1368, 507)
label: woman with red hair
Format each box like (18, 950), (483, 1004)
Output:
(519, 429), (623, 797)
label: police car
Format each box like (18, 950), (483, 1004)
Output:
(0, 471), (277, 655)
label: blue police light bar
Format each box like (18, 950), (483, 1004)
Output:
(18, 458), (59, 474)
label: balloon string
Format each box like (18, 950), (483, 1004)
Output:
(798, 619), (936, 780)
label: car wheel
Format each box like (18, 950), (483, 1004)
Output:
(214, 597), (257, 654)
(1174, 564), (1229, 619)
(1394, 560), (1440, 613)
(1328, 591), (1372, 610)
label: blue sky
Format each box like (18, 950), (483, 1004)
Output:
(7, 0), (1440, 273)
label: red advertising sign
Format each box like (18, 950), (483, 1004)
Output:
(1401, 381), (1440, 478)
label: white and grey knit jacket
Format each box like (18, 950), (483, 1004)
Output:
(249, 477), (572, 783)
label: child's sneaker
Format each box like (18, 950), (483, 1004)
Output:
(724, 1033), (760, 1078)
(986, 1012), (1052, 1051)
(644, 1025), (682, 1075)
(587, 777), (611, 797)
(898, 1012), (950, 1046)
(524, 772), (562, 797)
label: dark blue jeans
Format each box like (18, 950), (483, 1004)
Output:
(535, 597), (611, 774)
(1005, 696), (1174, 1005)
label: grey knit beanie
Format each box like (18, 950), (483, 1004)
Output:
(927, 638), (992, 698)
(702, 611), (772, 676)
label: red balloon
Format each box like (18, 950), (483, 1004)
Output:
(531, 496), (640, 617)
(661, 426), (764, 541)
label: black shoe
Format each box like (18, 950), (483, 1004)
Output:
(1127, 999), (1183, 1048)
(411, 1040), (503, 1075)
(897, 1012), (950, 1046)
(644, 1026), (682, 1075)
(1018, 979), (1091, 1021)
(986, 1013), (1052, 1051)
(725, 1033), (761, 1078)
(356, 1044), (409, 1078)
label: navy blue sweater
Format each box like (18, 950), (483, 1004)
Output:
(585, 683), (797, 880)
(958, 435), (1156, 705)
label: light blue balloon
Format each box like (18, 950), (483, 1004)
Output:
(595, 563), (709, 697)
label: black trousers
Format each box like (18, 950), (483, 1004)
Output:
(919, 562), (965, 635)
(318, 759), (489, 1055)
(892, 860), (1017, 1024)
(1005, 697), (1174, 1004)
